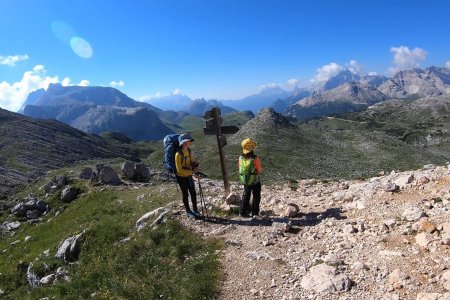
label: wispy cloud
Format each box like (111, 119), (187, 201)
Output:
(446, 61), (450, 68)
(171, 88), (182, 95)
(311, 62), (345, 82)
(79, 80), (90, 87)
(259, 78), (300, 91)
(110, 80), (125, 87)
(61, 77), (90, 87)
(138, 92), (162, 101)
(0, 54), (29, 67)
(0, 65), (58, 112)
(346, 60), (365, 75)
(388, 46), (427, 74)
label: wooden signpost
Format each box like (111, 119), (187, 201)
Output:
(203, 107), (239, 195)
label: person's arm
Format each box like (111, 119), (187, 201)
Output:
(175, 151), (193, 177)
(254, 156), (262, 174)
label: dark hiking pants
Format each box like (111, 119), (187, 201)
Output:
(240, 182), (261, 216)
(176, 175), (198, 212)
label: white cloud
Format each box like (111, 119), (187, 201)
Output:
(171, 88), (182, 95)
(346, 60), (365, 75)
(61, 77), (71, 86)
(79, 80), (90, 87)
(138, 92), (161, 101)
(311, 62), (345, 82)
(446, 61), (450, 69)
(0, 54), (29, 67)
(367, 71), (378, 76)
(60, 77), (90, 87)
(0, 65), (58, 112)
(259, 83), (278, 90)
(286, 78), (300, 88)
(388, 46), (427, 74)
(110, 80), (125, 87)
(259, 78), (301, 92)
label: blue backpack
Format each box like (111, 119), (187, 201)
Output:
(163, 134), (181, 174)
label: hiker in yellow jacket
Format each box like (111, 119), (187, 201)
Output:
(239, 138), (262, 217)
(175, 133), (202, 219)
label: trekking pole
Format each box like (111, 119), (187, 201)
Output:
(195, 173), (209, 218)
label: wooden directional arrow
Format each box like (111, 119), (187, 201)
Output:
(203, 125), (239, 135)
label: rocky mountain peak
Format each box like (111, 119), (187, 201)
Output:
(255, 108), (292, 126)
(378, 66), (450, 99)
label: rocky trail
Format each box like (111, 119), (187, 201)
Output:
(173, 164), (450, 300)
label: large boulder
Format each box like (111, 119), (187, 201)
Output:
(55, 231), (84, 262)
(136, 207), (170, 232)
(121, 161), (151, 182)
(99, 166), (121, 185)
(11, 195), (50, 219)
(79, 167), (93, 179)
(134, 163), (150, 182)
(43, 175), (69, 194)
(60, 186), (80, 203)
(300, 263), (352, 294)
(121, 161), (135, 179)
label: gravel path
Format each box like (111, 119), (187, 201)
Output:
(175, 165), (450, 299)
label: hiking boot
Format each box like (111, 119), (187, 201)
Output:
(186, 211), (203, 220)
(186, 211), (196, 219)
(192, 211), (205, 219)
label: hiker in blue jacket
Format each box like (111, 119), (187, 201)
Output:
(175, 133), (202, 219)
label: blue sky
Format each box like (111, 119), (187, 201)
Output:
(1, 0), (450, 111)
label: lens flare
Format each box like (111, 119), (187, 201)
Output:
(70, 37), (93, 59)
(51, 20), (76, 45)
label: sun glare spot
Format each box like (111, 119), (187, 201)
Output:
(51, 20), (76, 45)
(70, 37), (93, 59)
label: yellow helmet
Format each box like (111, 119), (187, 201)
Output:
(241, 138), (256, 154)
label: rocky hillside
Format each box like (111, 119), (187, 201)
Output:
(209, 104), (448, 183)
(70, 106), (172, 141)
(379, 67), (450, 99)
(0, 108), (139, 198)
(178, 164), (450, 299)
(21, 84), (173, 141)
(285, 82), (387, 121)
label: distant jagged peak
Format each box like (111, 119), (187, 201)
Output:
(379, 65), (450, 99)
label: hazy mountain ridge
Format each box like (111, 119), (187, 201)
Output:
(21, 84), (173, 141)
(184, 98), (237, 116)
(143, 94), (237, 116)
(222, 86), (291, 113)
(285, 82), (388, 121)
(70, 106), (173, 141)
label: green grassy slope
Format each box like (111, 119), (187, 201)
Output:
(145, 97), (450, 184)
(0, 167), (221, 299)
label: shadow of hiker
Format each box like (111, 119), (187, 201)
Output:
(290, 207), (346, 227)
(201, 207), (346, 229)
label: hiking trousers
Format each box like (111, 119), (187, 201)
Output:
(176, 175), (198, 212)
(240, 182), (261, 216)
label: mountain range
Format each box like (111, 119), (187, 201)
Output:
(21, 84), (173, 141)
(285, 66), (450, 121)
(15, 66), (450, 143)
